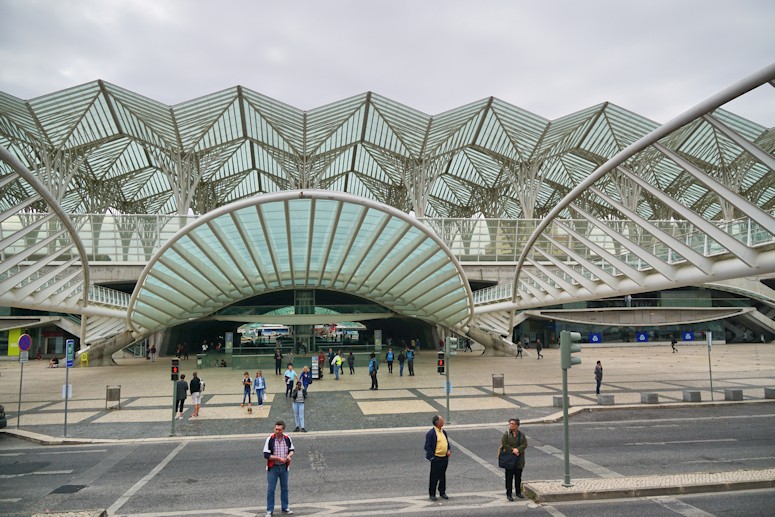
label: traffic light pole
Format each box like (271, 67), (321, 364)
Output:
(560, 330), (581, 487)
(562, 366), (571, 487)
(445, 348), (450, 425)
(171, 379), (176, 436)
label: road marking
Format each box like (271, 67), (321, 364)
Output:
(534, 444), (623, 478)
(0, 470), (73, 479)
(0, 453), (24, 457)
(0, 498), (21, 503)
(38, 449), (108, 455)
(625, 438), (736, 446)
(448, 438), (502, 477)
(110, 490), (525, 516)
(650, 496), (715, 516)
(107, 442), (186, 515)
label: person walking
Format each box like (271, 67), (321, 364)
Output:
(406, 347), (415, 376)
(671, 336), (678, 353)
(317, 350), (326, 380)
(535, 339), (543, 359)
(594, 361), (603, 395)
(328, 348), (335, 375)
(291, 381), (307, 432)
(263, 420), (295, 516)
(189, 371), (203, 417)
(499, 418), (527, 500)
(336, 348), (345, 375)
(347, 351), (355, 374)
(397, 350), (405, 376)
(386, 347), (394, 373)
(283, 364), (298, 397)
(300, 366), (312, 397)
(368, 352), (379, 390)
(274, 349), (283, 375)
(241, 371), (252, 407)
(333, 351), (342, 380)
(254, 370), (267, 408)
(516, 342), (523, 359)
(175, 374), (188, 419)
(150, 344), (157, 363)
(424, 415), (451, 501)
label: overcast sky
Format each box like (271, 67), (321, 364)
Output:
(1, 0), (773, 125)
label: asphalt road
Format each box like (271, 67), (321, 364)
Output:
(1, 405), (773, 516)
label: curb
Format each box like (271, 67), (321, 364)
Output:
(523, 469), (775, 503)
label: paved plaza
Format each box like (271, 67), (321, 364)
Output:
(2, 343), (773, 442)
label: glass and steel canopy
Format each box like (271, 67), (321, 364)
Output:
(127, 190), (475, 335)
(1, 81), (771, 221)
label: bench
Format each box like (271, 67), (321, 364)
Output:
(553, 396), (563, 408)
(724, 389), (743, 401)
(765, 388), (775, 399)
(682, 390), (701, 402)
(640, 392), (659, 404)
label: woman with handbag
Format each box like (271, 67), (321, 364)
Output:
(498, 418), (527, 500)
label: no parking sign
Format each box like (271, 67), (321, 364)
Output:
(18, 333), (32, 351)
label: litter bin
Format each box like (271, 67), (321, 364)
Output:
(106, 385), (121, 409)
(492, 373), (505, 395)
(196, 353), (204, 367)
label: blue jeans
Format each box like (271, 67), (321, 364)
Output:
(266, 465), (289, 512)
(293, 402), (305, 429)
(256, 389), (264, 406)
(335, 364), (340, 380)
(242, 388), (251, 404)
(399, 362), (404, 376)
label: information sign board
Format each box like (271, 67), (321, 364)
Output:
(19, 350), (29, 363)
(66, 339), (75, 368)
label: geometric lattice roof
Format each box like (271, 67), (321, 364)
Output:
(1, 81), (772, 221)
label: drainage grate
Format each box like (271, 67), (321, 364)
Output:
(50, 484), (87, 494)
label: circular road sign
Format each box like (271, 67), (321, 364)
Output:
(18, 333), (32, 351)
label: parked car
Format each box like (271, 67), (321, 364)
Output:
(0, 404), (6, 428)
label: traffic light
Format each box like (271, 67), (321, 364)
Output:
(446, 337), (458, 356)
(171, 358), (180, 381)
(437, 350), (445, 374)
(560, 330), (582, 369)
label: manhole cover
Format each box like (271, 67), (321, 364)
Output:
(50, 484), (87, 494)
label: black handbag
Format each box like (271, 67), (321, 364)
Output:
(498, 450), (518, 470)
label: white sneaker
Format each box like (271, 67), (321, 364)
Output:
(265, 512), (272, 517)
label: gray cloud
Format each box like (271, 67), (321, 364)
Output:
(0, 0), (773, 124)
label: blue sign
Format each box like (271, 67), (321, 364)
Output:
(636, 332), (649, 342)
(66, 339), (75, 368)
(682, 331), (694, 341)
(18, 333), (32, 351)
(589, 333), (602, 344)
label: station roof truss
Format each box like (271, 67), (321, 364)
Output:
(1, 81), (772, 222)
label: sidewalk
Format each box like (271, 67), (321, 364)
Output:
(524, 468), (775, 502)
